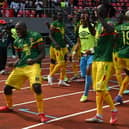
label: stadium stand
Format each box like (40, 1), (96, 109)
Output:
(73, 0), (128, 13)
(0, 0), (128, 43)
(0, 0), (128, 18)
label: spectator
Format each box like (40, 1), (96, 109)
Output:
(121, 3), (127, 15)
(25, 0), (34, 9)
(0, 0), (4, 7)
(10, 0), (20, 17)
(0, 20), (8, 74)
(19, 0), (25, 11)
(60, 0), (68, 9)
(34, 0), (44, 17)
(1, 0), (10, 17)
(6, 20), (17, 58)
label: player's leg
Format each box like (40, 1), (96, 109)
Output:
(48, 46), (56, 85)
(86, 62), (118, 124)
(58, 48), (70, 86)
(85, 62), (104, 123)
(80, 55), (93, 102)
(80, 55), (87, 78)
(113, 52), (123, 87)
(101, 63), (118, 124)
(29, 64), (47, 122)
(32, 83), (47, 122)
(0, 67), (25, 111)
(70, 45), (80, 80)
(115, 58), (129, 103)
(48, 48), (63, 81)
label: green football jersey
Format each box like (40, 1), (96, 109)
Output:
(14, 31), (44, 67)
(94, 19), (116, 61)
(117, 22), (129, 58)
(94, 34), (116, 61)
(50, 20), (66, 48)
(114, 22), (129, 52)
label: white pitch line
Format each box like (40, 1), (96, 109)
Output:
(111, 87), (120, 90)
(0, 69), (81, 92)
(7, 61), (50, 65)
(112, 72), (126, 76)
(0, 70), (79, 84)
(1, 84), (118, 107)
(0, 76), (119, 94)
(7, 61), (79, 65)
(0, 83), (53, 93)
(13, 91), (83, 106)
(22, 99), (129, 129)
(0, 80), (5, 83)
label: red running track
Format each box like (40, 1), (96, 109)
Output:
(0, 57), (129, 129)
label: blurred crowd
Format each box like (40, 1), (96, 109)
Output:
(0, 0), (128, 17)
(0, 0), (46, 17)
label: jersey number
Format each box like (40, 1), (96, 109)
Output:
(122, 31), (129, 45)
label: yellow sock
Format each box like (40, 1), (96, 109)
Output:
(119, 76), (129, 96)
(104, 91), (116, 110)
(49, 63), (61, 77)
(5, 95), (13, 108)
(72, 62), (78, 76)
(49, 64), (55, 74)
(96, 91), (105, 115)
(35, 94), (44, 113)
(64, 74), (68, 79)
(115, 69), (123, 87)
(60, 63), (66, 80)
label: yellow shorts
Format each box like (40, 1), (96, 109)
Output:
(113, 52), (125, 71)
(50, 46), (68, 64)
(117, 57), (129, 71)
(92, 61), (113, 91)
(50, 46), (56, 61)
(6, 64), (42, 89)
